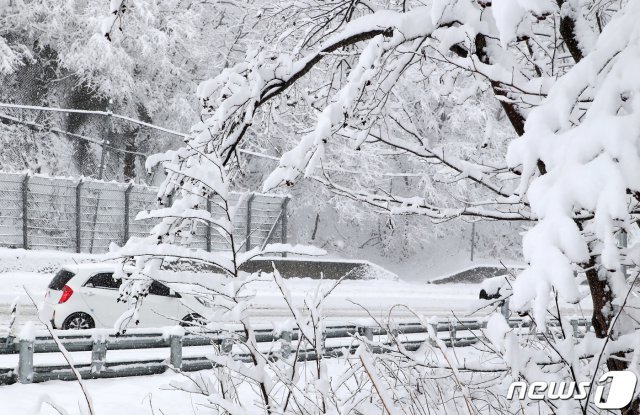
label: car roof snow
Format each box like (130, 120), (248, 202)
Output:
(60, 262), (135, 274)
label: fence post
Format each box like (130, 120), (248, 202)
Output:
(21, 174), (29, 249)
(470, 222), (476, 262)
(169, 334), (183, 370)
(91, 339), (107, 374)
(281, 197), (289, 257)
(123, 183), (133, 246)
(245, 193), (255, 252)
(75, 180), (83, 253)
(18, 339), (34, 384)
(206, 198), (212, 252)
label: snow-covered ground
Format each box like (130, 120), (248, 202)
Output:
(0, 250), (593, 415)
(1, 370), (218, 414)
(0, 269), (488, 332)
(0, 248), (491, 329)
(0, 268), (595, 333)
(0, 350), (475, 415)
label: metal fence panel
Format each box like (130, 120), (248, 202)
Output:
(0, 172), (287, 253)
(127, 185), (157, 240)
(80, 181), (127, 253)
(28, 175), (77, 251)
(0, 173), (23, 248)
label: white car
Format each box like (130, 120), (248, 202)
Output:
(42, 263), (211, 330)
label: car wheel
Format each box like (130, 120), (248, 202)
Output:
(180, 313), (205, 327)
(62, 312), (95, 330)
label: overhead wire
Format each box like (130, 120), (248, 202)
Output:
(0, 111), (146, 157)
(0, 102), (420, 177)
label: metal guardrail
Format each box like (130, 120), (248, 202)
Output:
(0, 318), (592, 386)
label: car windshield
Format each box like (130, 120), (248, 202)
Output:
(48, 270), (75, 290)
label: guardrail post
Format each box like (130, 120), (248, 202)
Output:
(357, 326), (373, 351)
(123, 183), (133, 246)
(390, 323), (399, 339)
(428, 323), (439, 346)
(449, 323), (457, 346)
(221, 336), (233, 355)
(281, 197), (289, 257)
(18, 339), (34, 384)
(321, 330), (327, 355)
(76, 180), (83, 253)
(245, 193), (254, 252)
(501, 298), (510, 320)
(280, 330), (292, 359)
(21, 174), (29, 249)
(169, 334), (183, 370)
(570, 320), (578, 338)
(91, 339), (107, 374)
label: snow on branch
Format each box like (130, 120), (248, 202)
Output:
(314, 173), (532, 221)
(185, 4), (487, 171)
(507, 2), (640, 326)
(101, 0), (128, 42)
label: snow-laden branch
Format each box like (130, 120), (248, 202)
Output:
(193, 8), (437, 165)
(507, 1), (640, 327)
(385, 114), (515, 198)
(314, 174), (532, 221)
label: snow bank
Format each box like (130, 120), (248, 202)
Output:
(0, 247), (108, 274)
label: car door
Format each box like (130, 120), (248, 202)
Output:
(137, 280), (181, 327)
(79, 273), (128, 328)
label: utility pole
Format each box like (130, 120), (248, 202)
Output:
(98, 110), (111, 180)
(90, 107), (112, 253)
(470, 222), (476, 262)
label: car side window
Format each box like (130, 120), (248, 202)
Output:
(148, 281), (171, 297)
(148, 281), (179, 297)
(85, 273), (121, 289)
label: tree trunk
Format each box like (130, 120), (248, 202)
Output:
(477, 14), (638, 410)
(557, 7), (639, 412)
(123, 129), (137, 181)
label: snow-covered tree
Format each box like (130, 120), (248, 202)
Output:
(111, 126), (350, 412)
(143, 0), (640, 413)
(0, 0), (253, 178)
